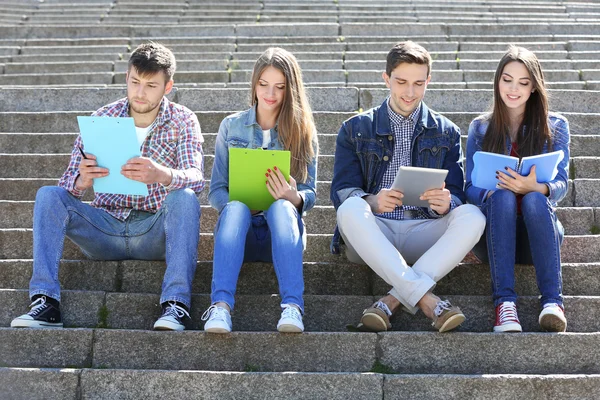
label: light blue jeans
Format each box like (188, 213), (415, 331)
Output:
(30, 186), (200, 308)
(472, 190), (564, 307)
(210, 200), (305, 313)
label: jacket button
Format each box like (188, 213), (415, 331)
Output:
(357, 133), (361, 137)
(432, 146), (438, 152)
(388, 135), (393, 140)
(383, 156), (389, 161)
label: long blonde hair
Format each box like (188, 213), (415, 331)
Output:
(250, 47), (317, 183)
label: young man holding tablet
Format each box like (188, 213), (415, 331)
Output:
(330, 41), (485, 332)
(11, 42), (204, 331)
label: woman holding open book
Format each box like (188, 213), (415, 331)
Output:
(201, 48), (318, 333)
(465, 46), (570, 333)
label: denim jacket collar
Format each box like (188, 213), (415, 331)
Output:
(243, 104), (279, 131)
(376, 97), (437, 137)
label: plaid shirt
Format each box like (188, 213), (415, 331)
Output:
(59, 97), (205, 221)
(373, 100), (428, 220)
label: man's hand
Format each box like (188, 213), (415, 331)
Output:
(364, 189), (404, 213)
(266, 166), (303, 209)
(75, 153), (109, 191)
(497, 165), (549, 195)
(121, 157), (172, 186)
(421, 182), (451, 215)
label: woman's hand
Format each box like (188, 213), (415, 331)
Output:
(266, 166), (303, 209)
(496, 165), (549, 195)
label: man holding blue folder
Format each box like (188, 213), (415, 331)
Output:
(11, 42), (204, 331)
(331, 42), (486, 332)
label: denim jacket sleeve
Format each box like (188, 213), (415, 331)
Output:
(208, 117), (231, 213)
(465, 118), (491, 207)
(330, 121), (367, 210)
(546, 114), (570, 204)
(296, 133), (318, 214)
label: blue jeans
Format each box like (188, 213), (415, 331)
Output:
(210, 200), (305, 312)
(472, 190), (564, 307)
(30, 186), (200, 308)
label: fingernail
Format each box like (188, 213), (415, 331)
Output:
(267, 169), (271, 173)
(495, 170), (499, 174)
(266, 181), (268, 184)
(495, 175), (499, 179)
(504, 167), (508, 170)
(274, 166), (278, 170)
(265, 173), (269, 177)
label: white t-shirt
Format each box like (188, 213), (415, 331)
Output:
(135, 122), (154, 149)
(262, 129), (271, 149)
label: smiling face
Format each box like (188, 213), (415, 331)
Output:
(498, 60), (534, 117)
(255, 65), (286, 119)
(383, 62), (430, 117)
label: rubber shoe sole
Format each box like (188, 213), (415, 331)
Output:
(360, 307), (391, 332)
(10, 317), (63, 329)
(539, 313), (567, 332)
(153, 318), (185, 331)
(493, 322), (523, 333)
(436, 313), (466, 333)
(204, 323), (232, 334)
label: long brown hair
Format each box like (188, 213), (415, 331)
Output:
(250, 47), (317, 183)
(482, 46), (552, 156)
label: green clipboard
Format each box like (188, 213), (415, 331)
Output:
(229, 147), (291, 210)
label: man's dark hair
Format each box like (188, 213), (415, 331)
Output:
(386, 41), (432, 77)
(128, 42), (176, 82)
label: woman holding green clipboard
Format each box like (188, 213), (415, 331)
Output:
(465, 46), (570, 333)
(202, 47), (318, 333)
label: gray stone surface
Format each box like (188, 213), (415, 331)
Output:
(575, 179), (600, 207)
(0, 368), (80, 400)
(379, 332), (600, 374)
(92, 330), (377, 371)
(236, 23), (339, 37)
(80, 369), (384, 400)
(0, 327), (93, 368)
(573, 157), (600, 178)
(384, 374), (600, 400)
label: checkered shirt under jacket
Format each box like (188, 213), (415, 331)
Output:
(375, 99), (428, 220)
(58, 97), (205, 221)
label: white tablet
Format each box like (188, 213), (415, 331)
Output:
(391, 166), (448, 207)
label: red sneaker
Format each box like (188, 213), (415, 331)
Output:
(493, 301), (522, 333)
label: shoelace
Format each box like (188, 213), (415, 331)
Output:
(201, 305), (228, 322)
(163, 302), (190, 320)
(28, 297), (49, 316)
(498, 302), (520, 323)
(374, 301), (393, 317)
(281, 305), (302, 321)
(433, 300), (452, 317)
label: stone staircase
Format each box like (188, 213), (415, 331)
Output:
(1, 0), (600, 399)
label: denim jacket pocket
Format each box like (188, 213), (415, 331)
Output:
(355, 137), (386, 189)
(416, 135), (452, 169)
(227, 137), (251, 148)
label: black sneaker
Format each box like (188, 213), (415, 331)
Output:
(153, 302), (190, 331)
(11, 296), (63, 328)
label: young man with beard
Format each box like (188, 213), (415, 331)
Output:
(11, 42), (204, 331)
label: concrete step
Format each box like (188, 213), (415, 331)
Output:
(2, 110), (599, 137)
(1, 229), (599, 263)
(3, 256), (600, 296)
(2, 368), (599, 400)
(2, 328), (600, 374)
(1, 198), (598, 235)
(2, 289), (600, 332)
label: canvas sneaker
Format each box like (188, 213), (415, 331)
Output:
(539, 303), (567, 332)
(493, 301), (523, 333)
(202, 305), (232, 333)
(10, 296), (63, 328)
(360, 300), (393, 332)
(277, 304), (304, 333)
(153, 302), (190, 331)
(432, 300), (465, 332)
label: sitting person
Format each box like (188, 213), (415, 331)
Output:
(330, 41), (485, 333)
(11, 42), (204, 331)
(201, 47), (318, 333)
(466, 46), (570, 333)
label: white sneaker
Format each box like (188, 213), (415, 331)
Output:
(277, 304), (304, 333)
(201, 305), (232, 333)
(539, 303), (567, 332)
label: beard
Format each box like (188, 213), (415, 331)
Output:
(129, 98), (160, 115)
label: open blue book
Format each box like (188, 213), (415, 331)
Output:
(471, 150), (564, 191)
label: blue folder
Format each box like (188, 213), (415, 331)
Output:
(77, 116), (149, 196)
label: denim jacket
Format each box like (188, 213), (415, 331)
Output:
(208, 106), (318, 215)
(465, 112), (570, 208)
(330, 98), (465, 254)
